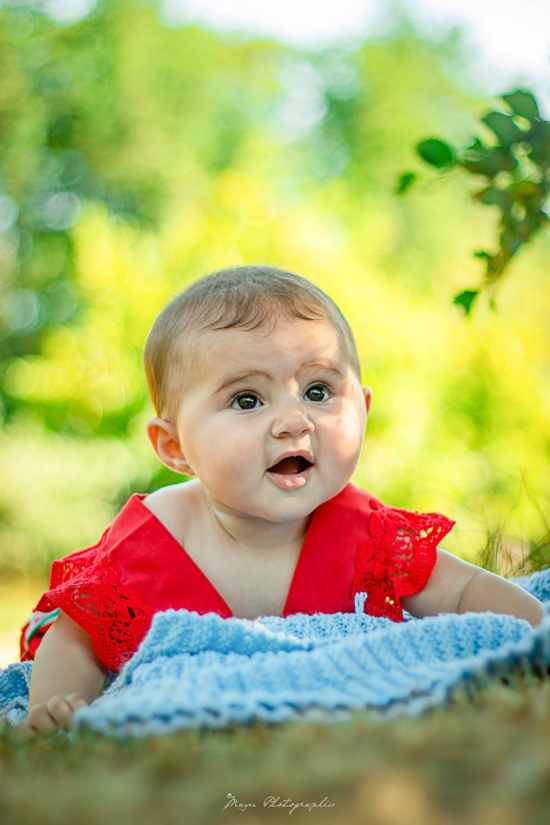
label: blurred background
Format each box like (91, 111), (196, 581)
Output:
(1, 0), (550, 662)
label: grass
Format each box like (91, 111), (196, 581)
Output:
(2, 672), (550, 825)
(475, 489), (550, 579)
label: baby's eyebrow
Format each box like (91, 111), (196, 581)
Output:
(300, 362), (346, 377)
(215, 363), (345, 394)
(215, 371), (271, 393)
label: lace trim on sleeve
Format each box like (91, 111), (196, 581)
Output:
(352, 500), (455, 622)
(35, 562), (154, 672)
(48, 529), (110, 588)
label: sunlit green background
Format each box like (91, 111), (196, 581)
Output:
(1, 0), (550, 603)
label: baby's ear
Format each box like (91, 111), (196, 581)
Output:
(362, 386), (373, 415)
(146, 417), (196, 476)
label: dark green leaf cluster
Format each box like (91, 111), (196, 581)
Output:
(398, 90), (550, 314)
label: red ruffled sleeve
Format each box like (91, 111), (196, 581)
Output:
(352, 497), (455, 622)
(35, 527), (154, 672)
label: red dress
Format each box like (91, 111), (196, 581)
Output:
(24, 483), (454, 672)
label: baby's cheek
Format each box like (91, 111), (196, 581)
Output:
(323, 409), (364, 459)
(208, 427), (257, 479)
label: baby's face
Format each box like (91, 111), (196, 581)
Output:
(173, 316), (371, 524)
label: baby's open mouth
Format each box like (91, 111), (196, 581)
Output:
(267, 456), (313, 475)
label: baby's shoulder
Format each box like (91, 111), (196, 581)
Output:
(143, 479), (195, 506)
(141, 480), (201, 546)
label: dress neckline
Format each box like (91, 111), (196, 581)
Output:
(131, 492), (322, 619)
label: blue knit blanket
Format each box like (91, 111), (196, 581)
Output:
(2, 570), (550, 735)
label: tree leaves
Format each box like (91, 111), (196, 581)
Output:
(482, 112), (525, 147)
(396, 171), (417, 194)
(397, 88), (550, 314)
(460, 147), (517, 179)
(502, 90), (540, 121)
(417, 138), (455, 168)
(453, 290), (479, 315)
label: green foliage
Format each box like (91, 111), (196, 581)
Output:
(453, 289), (479, 314)
(417, 138), (455, 168)
(396, 171), (417, 194)
(0, 6), (484, 443)
(0, 4), (550, 571)
(399, 89), (550, 313)
(0, 0), (284, 432)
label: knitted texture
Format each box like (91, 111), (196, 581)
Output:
(0, 661), (32, 727)
(2, 569), (550, 734)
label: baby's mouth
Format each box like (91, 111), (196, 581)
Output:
(266, 455), (313, 489)
(267, 456), (312, 475)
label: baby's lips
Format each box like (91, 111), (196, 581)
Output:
(267, 452), (314, 475)
(266, 463), (313, 489)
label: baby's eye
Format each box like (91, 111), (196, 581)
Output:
(304, 384), (330, 402)
(231, 393), (262, 410)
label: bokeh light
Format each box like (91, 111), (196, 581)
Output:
(0, 0), (549, 581)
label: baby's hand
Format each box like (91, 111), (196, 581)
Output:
(22, 693), (89, 738)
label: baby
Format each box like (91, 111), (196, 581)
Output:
(23, 265), (544, 736)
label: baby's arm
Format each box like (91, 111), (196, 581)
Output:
(401, 549), (544, 627)
(24, 611), (107, 737)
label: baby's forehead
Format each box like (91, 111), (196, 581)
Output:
(196, 316), (342, 360)
(175, 317), (350, 387)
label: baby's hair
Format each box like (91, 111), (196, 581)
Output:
(144, 265), (361, 421)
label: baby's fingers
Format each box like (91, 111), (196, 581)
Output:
(65, 693), (89, 715)
(23, 694), (89, 739)
(45, 695), (77, 731)
(23, 694), (90, 738)
(25, 699), (63, 737)
(26, 696), (74, 736)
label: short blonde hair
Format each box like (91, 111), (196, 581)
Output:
(144, 265), (361, 420)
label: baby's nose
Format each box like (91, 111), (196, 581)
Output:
(271, 403), (314, 438)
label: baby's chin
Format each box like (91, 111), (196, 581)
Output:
(211, 497), (317, 524)
(256, 500), (319, 524)
(222, 488), (344, 524)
